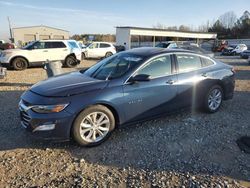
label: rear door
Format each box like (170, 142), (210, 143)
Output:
(44, 41), (68, 61)
(122, 54), (178, 123)
(99, 43), (111, 57)
(174, 53), (209, 108)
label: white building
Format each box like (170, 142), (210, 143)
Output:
(116, 26), (217, 50)
(12, 25), (70, 46)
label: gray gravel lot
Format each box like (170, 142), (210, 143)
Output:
(0, 57), (250, 187)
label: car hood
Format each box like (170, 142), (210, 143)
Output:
(30, 71), (108, 97)
(3, 48), (24, 52)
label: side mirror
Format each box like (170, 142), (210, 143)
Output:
(129, 74), (151, 83)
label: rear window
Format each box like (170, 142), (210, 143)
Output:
(45, 42), (66, 48)
(100, 43), (111, 48)
(176, 54), (202, 73)
(51, 42), (66, 48)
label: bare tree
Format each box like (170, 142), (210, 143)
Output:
(219, 11), (237, 29)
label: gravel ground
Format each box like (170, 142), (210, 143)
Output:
(0, 57), (250, 187)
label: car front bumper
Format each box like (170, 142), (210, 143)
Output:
(19, 92), (75, 141)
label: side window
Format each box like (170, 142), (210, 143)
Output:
(100, 43), (111, 48)
(49, 42), (66, 48)
(202, 57), (214, 67)
(176, 54), (202, 73)
(33, 42), (45, 49)
(89, 43), (98, 49)
(137, 55), (172, 78)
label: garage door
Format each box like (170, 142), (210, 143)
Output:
(24, 34), (36, 42)
(39, 35), (50, 40)
(53, 35), (64, 40)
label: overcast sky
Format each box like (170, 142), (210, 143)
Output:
(0, 0), (248, 40)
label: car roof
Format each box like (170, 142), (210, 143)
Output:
(123, 47), (197, 58)
(39, 40), (76, 42)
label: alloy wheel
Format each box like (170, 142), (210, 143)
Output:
(208, 88), (222, 111)
(79, 112), (110, 143)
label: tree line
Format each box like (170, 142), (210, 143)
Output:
(154, 10), (250, 39)
(208, 10), (250, 39)
(71, 34), (115, 42)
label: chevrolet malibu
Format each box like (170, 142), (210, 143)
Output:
(19, 48), (235, 146)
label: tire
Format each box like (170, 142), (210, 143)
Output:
(203, 85), (223, 113)
(65, 56), (78, 68)
(72, 105), (115, 146)
(12, 57), (28, 70)
(105, 52), (113, 58)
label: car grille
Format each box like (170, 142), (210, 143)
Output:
(19, 99), (32, 128)
(20, 110), (31, 127)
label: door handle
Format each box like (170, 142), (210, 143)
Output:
(201, 73), (208, 77)
(63, 49), (68, 51)
(43, 50), (48, 52)
(166, 80), (175, 85)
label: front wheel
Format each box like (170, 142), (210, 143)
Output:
(72, 105), (115, 146)
(65, 56), (78, 68)
(12, 57), (28, 70)
(203, 85), (223, 113)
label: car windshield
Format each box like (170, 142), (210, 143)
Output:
(83, 54), (144, 80)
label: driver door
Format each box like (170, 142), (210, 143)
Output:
(122, 54), (178, 123)
(28, 41), (47, 63)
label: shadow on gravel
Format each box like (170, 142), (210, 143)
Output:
(0, 89), (250, 182)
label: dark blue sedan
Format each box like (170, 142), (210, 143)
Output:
(19, 48), (235, 146)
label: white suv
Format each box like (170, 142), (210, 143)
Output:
(82, 42), (116, 59)
(0, 40), (82, 70)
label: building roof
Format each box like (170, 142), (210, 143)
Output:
(116, 26), (216, 35)
(116, 26), (217, 39)
(12, 25), (69, 32)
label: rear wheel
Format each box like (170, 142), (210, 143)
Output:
(105, 52), (113, 58)
(72, 105), (115, 146)
(65, 56), (78, 68)
(203, 85), (223, 113)
(12, 57), (28, 70)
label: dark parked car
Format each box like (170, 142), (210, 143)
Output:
(19, 48), (235, 146)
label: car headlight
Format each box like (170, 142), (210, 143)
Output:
(31, 104), (69, 113)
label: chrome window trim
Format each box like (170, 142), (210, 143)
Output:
(124, 52), (216, 84)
